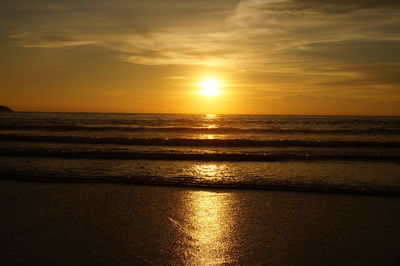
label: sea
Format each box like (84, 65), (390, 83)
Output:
(0, 112), (399, 195)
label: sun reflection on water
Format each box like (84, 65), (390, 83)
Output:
(174, 162), (238, 264)
(206, 124), (218, 129)
(196, 134), (219, 140)
(195, 113), (227, 140)
(184, 190), (237, 265)
(204, 114), (217, 119)
(191, 163), (230, 181)
(194, 164), (219, 178)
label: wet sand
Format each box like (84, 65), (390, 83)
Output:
(1, 180), (399, 265)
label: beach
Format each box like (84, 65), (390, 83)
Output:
(1, 180), (399, 265)
(3, 0), (400, 265)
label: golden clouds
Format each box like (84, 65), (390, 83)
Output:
(1, 0), (400, 114)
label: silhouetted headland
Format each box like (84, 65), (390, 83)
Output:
(0, 105), (13, 112)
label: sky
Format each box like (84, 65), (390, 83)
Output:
(1, 0), (400, 115)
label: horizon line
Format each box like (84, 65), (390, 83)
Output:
(6, 110), (400, 117)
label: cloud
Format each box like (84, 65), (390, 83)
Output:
(224, 0), (400, 92)
(233, 0), (400, 16)
(115, 30), (238, 66)
(2, 0), (400, 99)
(166, 76), (186, 80)
(10, 32), (98, 48)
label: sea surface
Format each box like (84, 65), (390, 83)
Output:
(0, 112), (399, 195)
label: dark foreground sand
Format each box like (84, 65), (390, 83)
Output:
(1, 180), (399, 265)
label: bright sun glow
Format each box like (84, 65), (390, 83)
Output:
(198, 78), (222, 96)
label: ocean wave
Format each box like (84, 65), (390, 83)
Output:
(1, 172), (399, 196)
(0, 134), (399, 148)
(0, 149), (398, 162)
(0, 125), (399, 134)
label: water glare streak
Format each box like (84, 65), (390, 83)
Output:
(182, 190), (238, 265)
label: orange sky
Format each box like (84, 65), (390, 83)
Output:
(1, 0), (400, 115)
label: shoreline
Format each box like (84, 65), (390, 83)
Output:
(1, 179), (400, 265)
(1, 175), (399, 197)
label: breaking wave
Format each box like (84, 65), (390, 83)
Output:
(1, 134), (399, 148)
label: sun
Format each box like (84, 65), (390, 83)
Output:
(198, 78), (222, 96)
